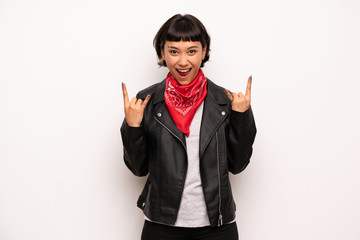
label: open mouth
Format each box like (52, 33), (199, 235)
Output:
(176, 68), (191, 78)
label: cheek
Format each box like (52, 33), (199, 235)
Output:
(166, 56), (177, 66)
(195, 55), (203, 66)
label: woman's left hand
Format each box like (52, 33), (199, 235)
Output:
(225, 75), (252, 112)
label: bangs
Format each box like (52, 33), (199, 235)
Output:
(165, 20), (203, 43)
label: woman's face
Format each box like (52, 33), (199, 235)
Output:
(162, 41), (206, 85)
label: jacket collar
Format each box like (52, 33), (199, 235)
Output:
(152, 80), (166, 105)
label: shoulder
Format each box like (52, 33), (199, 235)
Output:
(136, 79), (166, 100)
(206, 78), (225, 92)
(206, 78), (230, 105)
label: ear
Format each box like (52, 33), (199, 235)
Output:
(161, 49), (165, 60)
(158, 49), (166, 66)
(202, 45), (207, 60)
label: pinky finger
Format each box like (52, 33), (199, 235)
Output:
(224, 89), (233, 101)
(142, 94), (151, 106)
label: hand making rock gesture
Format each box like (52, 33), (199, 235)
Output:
(122, 83), (151, 127)
(225, 75), (252, 113)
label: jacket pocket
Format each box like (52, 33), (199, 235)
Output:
(137, 178), (150, 210)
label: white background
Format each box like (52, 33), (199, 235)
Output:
(1, 0), (359, 239)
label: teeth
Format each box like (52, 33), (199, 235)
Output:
(178, 69), (190, 73)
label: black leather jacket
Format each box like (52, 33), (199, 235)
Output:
(120, 79), (256, 227)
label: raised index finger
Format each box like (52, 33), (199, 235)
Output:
(245, 75), (252, 99)
(122, 82), (129, 105)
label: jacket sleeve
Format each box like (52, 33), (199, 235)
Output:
(227, 106), (257, 174)
(120, 120), (149, 176)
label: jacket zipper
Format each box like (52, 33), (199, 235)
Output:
(216, 132), (223, 226)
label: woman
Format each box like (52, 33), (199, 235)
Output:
(121, 14), (256, 240)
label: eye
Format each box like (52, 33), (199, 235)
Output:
(189, 50), (197, 54)
(169, 50), (178, 54)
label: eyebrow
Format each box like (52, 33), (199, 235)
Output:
(167, 46), (199, 50)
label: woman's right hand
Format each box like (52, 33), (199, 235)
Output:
(122, 83), (151, 127)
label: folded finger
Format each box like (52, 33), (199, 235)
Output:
(136, 98), (143, 106)
(232, 92), (241, 100)
(130, 97), (137, 106)
(237, 92), (246, 101)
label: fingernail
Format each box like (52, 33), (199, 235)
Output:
(147, 94), (151, 98)
(249, 75), (252, 80)
(122, 82), (125, 87)
(225, 89), (232, 94)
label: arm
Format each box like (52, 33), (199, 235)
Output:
(225, 76), (257, 174)
(227, 107), (256, 174)
(120, 83), (150, 176)
(120, 120), (148, 176)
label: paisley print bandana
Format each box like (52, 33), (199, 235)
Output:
(164, 69), (207, 136)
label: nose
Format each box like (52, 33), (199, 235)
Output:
(178, 54), (189, 67)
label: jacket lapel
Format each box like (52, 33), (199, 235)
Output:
(199, 80), (229, 158)
(153, 80), (186, 148)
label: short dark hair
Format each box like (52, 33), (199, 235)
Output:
(153, 14), (211, 67)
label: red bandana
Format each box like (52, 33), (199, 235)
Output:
(164, 69), (207, 136)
